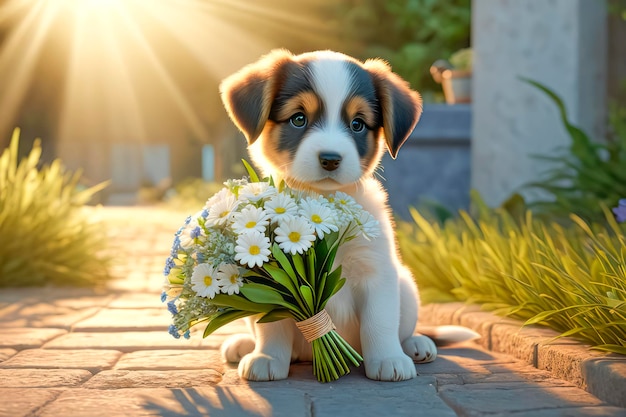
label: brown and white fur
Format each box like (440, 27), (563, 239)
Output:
(219, 50), (466, 382)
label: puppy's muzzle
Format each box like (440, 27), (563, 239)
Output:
(319, 152), (342, 172)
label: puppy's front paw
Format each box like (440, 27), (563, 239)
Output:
(364, 354), (417, 381)
(402, 335), (437, 363)
(221, 334), (255, 363)
(238, 352), (290, 381)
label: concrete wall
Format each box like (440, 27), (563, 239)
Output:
(471, 0), (607, 207)
(382, 104), (471, 219)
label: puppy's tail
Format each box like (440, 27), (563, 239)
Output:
(417, 325), (481, 347)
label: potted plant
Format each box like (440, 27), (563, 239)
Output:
(430, 48), (472, 104)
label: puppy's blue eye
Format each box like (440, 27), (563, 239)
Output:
(351, 118), (365, 133)
(290, 113), (307, 128)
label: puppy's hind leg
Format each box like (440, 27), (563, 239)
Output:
(238, 319), (294, 381)
(221, 334), (255, 363)
(398, 274), (437, 364)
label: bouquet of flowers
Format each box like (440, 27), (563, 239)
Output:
(162, 162), (380, 382)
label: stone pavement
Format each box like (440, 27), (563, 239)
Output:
(1, 206), (625, 417)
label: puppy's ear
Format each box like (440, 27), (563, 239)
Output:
(220, 49), (294, 144)
(363, 59), (423, 159)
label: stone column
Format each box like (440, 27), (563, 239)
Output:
(471, 0), (607, 207)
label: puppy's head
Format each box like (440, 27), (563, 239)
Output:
(220, 49), (422, 191)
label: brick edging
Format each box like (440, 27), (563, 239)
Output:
(419, 303), (626, 408)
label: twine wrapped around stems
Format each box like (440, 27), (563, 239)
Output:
(295, 309), (336, 343)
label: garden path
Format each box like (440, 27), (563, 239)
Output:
(0, 207), (624, 417)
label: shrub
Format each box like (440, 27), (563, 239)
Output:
(0, 129), (112, 287)
(398, 192), (626, 355)
(522, 79), (626, 222)
(163, 177), (223, 212)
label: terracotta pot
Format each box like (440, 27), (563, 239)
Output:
(441, 69), (471, 104)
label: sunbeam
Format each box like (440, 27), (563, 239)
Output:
(0, 0), (341, 192)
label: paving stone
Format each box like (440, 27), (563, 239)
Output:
(0, 368), (93, 387)
(439, 384), (604, 416)
(308, 382), (457, 417)
(1, 305), (100, 329)
(107, 293), (166, 309)
(83, 369), (223, 388)
(38, 386), (309, 417)
(583, 358), (626, 408)
(0, 348), (17, 362)
(42, 331), (226, 352)
(0, 349), (122, 372)
(115, 349), (223, 371)
(0, 328), (67, 349)
(72, 308), (170, 331)
(502, 406), (626, 417)
(0, 388), (61, 417)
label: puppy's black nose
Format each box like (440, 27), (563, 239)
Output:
(319, 152), (342, 171)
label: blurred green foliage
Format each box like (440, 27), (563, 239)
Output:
(0, 129), (111, 287)
(332, 0), (471, 97)
(164, 177), (223, 212)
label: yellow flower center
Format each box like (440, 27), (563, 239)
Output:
(311, 214), (322, 224)
(245, 221), (256, 228)
(249, 245), (260, 255)
(230, 274), (238, 284)
(288, 231), (301, 242)
(219, 211), (229, 218)
(339, 199), (347, 205)
(203, 275), (213, 286)
(275, 207), (286, 214)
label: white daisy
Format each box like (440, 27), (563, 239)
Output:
(329, 191), (362, 212)
(298, 198), (339, 239)
(217, 263), (244, 295)
(265, 193), (298, 223)
(238, 182), (277, 203)
(204, 187), (233, 210)
(357, 211), (381, 240)
(179, 217), (203, 249)
(234, 230), (271, 268)
(274, 216), (316, 255)
(206, 194), (238, 227)
(232, 206), (270, 234)
(190, 263), (220, 298)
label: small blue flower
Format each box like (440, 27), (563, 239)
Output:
(184, 215), (192, 225)
(160, 291), (167, 303)
(196, 252), (206, 264)
(168, 324), (180, 339)
(175, 225), (185, 237)
(163, 257), (176, 276)
(201, 209), (209, 218)
(170, 237), (181, 258)
(167, 301), (178, 315)
(183, 330), (191, 339)
(190, 226), (202, 239)
(612, 199), (626, 223)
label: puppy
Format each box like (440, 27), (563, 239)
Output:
(219, 49), (437, 382)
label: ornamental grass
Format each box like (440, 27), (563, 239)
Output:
(398, 192), (626, 355)
(0, 129), (112, 287)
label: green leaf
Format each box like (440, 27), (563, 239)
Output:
(271, 244), (297, 282)
(292, 253), (307, 281)
(241, 159), (260, 182)
(211, 294), (274, 313)
(240, 283), (298, 310)
(300, 285), (314, 315)
(256, 309), (294, 323)
(203, 310), (257, 337)
(263, 263), (298, 294)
